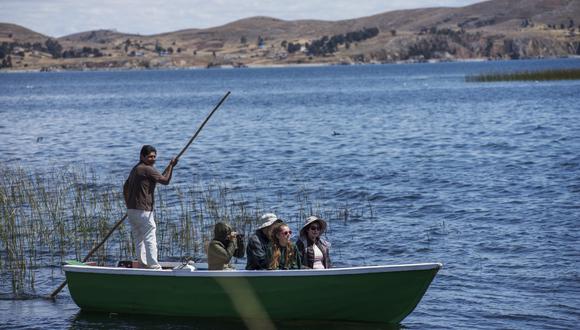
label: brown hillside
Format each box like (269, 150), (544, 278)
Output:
(131, 0), (580, 52)
(356, 0), (580, 31)
(60, 29), (142, 43)
(1, 0), (579, 71)
(0, 23), (48, 42)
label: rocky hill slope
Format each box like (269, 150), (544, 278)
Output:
(1, 0), (579, 71)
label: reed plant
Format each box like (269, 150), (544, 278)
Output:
(0, 163), (374, 296)
(466, 68), (580, 82)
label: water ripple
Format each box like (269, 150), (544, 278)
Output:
(1, 59), (579, 329)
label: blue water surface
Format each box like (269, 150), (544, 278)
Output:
(1, 59), (579, 329)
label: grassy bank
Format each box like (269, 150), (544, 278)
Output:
(0, 164), (372, 296)
(465, 68), (580, 82)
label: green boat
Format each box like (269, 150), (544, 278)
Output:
(64, 262), (442, 324)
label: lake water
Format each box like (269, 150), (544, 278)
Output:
(1, 59), (579, 329)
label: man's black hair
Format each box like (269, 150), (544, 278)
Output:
(140, 145), (157, 157)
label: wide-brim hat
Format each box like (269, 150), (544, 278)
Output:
(258, 213), (282, 229)
(300, 216), (327, 236)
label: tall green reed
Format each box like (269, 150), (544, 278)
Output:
(0, 163), (374, 296)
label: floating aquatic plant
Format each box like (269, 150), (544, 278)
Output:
(466, 68), (580, 82)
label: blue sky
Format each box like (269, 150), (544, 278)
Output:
(1, 0), (487, 37)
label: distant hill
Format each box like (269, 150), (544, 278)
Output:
(0, 23), (48, 42)
(1, 0), (579, 71)
(59, 29), (142, 44)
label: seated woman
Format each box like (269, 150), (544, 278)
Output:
(266, 222), (301, 270)
(296, 216), (331, 269)
(207, 222), (244, 270)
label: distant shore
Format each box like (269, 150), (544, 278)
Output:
(2, 56), (579, 74)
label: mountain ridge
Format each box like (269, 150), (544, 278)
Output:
(1, 0), (579, 71)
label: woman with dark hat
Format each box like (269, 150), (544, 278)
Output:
(296, 216), (331, 269)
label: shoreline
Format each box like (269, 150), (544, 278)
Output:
(1, 55), (579, 74)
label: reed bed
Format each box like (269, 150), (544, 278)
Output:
(465, 68), (580, 82)
(0, 164), (374, 296)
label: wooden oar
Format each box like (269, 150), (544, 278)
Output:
(49, 91), (231, 299)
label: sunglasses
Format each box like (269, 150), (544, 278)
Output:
(281, 230), (292, 236)
(309, 226), (320, 231)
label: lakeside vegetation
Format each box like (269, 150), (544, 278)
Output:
(0, 164), (373, 296)
(466, 68), (580, 82)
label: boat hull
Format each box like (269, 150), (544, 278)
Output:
(64, 263), (441, 324)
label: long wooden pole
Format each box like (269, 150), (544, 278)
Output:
(49, 91), (231, 299)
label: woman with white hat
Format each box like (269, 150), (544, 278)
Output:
(296, 216), (331, 269)
(245, 213), (282, 270)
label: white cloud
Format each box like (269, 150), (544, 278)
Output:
(0, 0), (486, 37)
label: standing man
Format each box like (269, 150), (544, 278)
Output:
(246, 213), (282, 270)
(123, 145), (178, 269)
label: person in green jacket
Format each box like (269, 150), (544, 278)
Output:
(266, 222), (301, 270)
(208, 222), (244, 270)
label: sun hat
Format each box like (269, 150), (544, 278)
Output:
(258, 213), (282, 229)
(300, 216), (327, 237)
